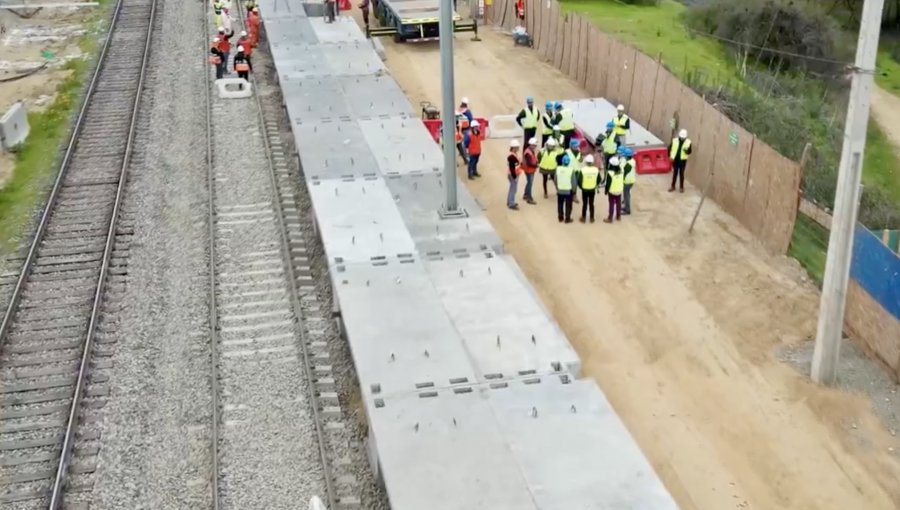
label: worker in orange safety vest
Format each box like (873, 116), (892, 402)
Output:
(235, 30), (253, 70)
(248, 7), (261, 48)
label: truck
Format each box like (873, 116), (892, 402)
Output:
(367, 0), (478, 42)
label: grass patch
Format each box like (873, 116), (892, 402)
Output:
(562, 0), (732, 81)
(864, 120), (900, 206)
(876, 50), (900, 95)
(0, 5), (110, 254)
(789, 213), (829, 285)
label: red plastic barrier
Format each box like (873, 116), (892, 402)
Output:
(338, 0), (351, 10)
(634, 147), (672, 175)
(421, 117), (491, 144)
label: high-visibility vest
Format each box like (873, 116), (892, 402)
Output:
(608, 171), (624, 195)
(542, 112), (555, 134)
(581, 165), (600, 190)
(538, 149), (558, 171)
(558, 108), (575, 131)
(613, 114), (629, 136)
(522, 147), (538, 173)
(214, 1), (224, 13)
(565, 149), (582, 171)
(521, 106), (540, 129)
(556, 165), (574, 192)
(670, 138), (691, 161)
(601, 134), (618, 155)
(623, 158), (636, 185)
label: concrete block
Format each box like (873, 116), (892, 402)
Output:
(320, 43), (385, 76)
(487, 114), (522, 139)
(562, 98), (664, 149)
(214, 78), (252, 99)
(491, 378), (680, 509)
(265, 18), (318, 46)
(0, 101), (29, 150)
(334, 261), (476, 398)
(339, 75), (415, 118)
(306, 177), (415, 265)
(371, 37), (386, 61)
(367, 385), (540, 510)
(292, 118), (379, 181)
(281, 77), (350, 120)
(258, 0), (309, 18)
(424, 254), (581, 379)
(309, 16), (367, 44)
(358, 116), (442, 176)
(384, 172), (503, 256)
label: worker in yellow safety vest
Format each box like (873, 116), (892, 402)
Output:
(213, 0), (225, 28)
(578, 154), (600, 223)
(541, 101), (559, 147)
(516, 97), (541, 150)
(621, 147), (636, 215)
(555, 102), (576, 149)
(455, 111), (470, 166)
(604, 156), (623, 223)
(612, 104), (630, 144)
(669, 128), (692, 193)
(561, 139), (583, 203)
(595, 121), (619, 169)
(556, 154), (577, 223)
(538, 138), (561, 199)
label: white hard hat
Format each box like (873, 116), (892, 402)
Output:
(460, 97), (469, 105)
(509, 139), (520, 148)
(552, 125), (560, 131)
(679, 129), (688, 138)
(617, 104), (625, 111)
(218, 26), (225, 32)
(584, 154), (594, 164)
(241, 30), (247, 36)
(237, 45), (244, 52)
(528, 137), (537, 146)
(470, 120), (480, 127)
(213, 37), (220, 42)
(546, 138), (557, 146)
(609, 156), (620, 166)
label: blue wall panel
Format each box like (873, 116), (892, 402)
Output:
(850, 224), (900, 319)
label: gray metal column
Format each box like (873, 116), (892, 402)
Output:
(439, 0), (464, 217)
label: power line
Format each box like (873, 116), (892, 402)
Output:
(685, 27), (856, 67)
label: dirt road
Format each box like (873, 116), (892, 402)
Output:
(872, 85), (900, 162)
(371, 23), (900, 510)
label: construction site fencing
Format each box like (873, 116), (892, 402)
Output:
(493, 0), (802, 255)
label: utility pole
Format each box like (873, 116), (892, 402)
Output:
(812, 0), (885, 384)
(438, 0), (464, 218)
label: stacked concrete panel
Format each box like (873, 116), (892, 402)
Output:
(263, 8), (679, 509)
(563, 98), (665, 149)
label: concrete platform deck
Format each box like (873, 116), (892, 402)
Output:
(562, 98), (665, 149)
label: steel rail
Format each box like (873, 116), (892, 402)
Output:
(228, 4), (339, 507)
(46, 0), (160, 505)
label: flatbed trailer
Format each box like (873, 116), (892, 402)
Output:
(368, 0), (478, 42)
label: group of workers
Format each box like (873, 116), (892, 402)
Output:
(208, 0), (261, 80)
(458, 96), (693, 223)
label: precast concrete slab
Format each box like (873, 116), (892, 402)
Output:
(424, 254), (581, 379)
(367, 384), (540, 510)
(308, 16), (367, 44)
(384, 172), (503, 256)
(267, 46), (330, 80)
(491, 378), (680, 510)
(339, 75), (415, 118)
(319, 42), (385, 76)
(333, 261), (476, 398)
(306, 177), (416, 265)
(258, 0), (308, 18)
(264, 18), (318, 46)
(562, 98), (664, 149)
(280, 77), (351, 120)
(292, 119), (379, 181)
(358, 116), (442, 176)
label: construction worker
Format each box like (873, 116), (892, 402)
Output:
(578, 154), (600, 223)
(236, 30), (252, 70)
(359, 0), (370, 27)
(669, 128), (692, 193)
(213, 0), (225, 28)
(538, 138), (559, 199)
(455, 111), (469, 166)
(516, 97), (541, 150)
(521, 137), (538, 204)
(561, 139), (583, 204)
(325, 0), (336, 22)
(234, 45), (250, 80)
(216, 29), (231, 75)
(541, 101), (558, 147)
(459, 97), (473, 125)
(221, 6), (233, 34)
(612, 104), (630, 145)
(507, 139), (522, 210)
(248, 7), (261, 47)
(555, 154), (576, 223)
(245, 0), (257, 16)
(465, 119), (484, 179)
(595, 121), (618, 168)
(209, 38), (225, 79)
(556, 102), (575, 149)
(604, 156), (623, 223)
(621, 147), (636, 215)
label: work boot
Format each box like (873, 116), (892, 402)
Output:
(579, 217), (586, 223)
(526, 198), (536, 205)
(543, 191), (548, 199)
(668, 187), (675, 192)
(564, 218), (573, 224)
(509, 204), (519, 210)
(558, 216), (563, 223)
(590, 217), (595, 223)
(680, 188), (685, 193)
(603, 218), (613, 223)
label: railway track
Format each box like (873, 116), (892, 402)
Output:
(0, 0), (158, 506)
(204, 2), (354, 508)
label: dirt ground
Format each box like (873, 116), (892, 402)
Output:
(361, 19), (900, 510)
(0, 8), (91, 188)
(872, 85), (900, 162)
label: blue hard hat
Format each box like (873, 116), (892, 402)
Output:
(526, 96), (534, 103)
(624, 147), (634, 157)
(569, 139), (579, 148)
(545, 101), (553, 109)
(554, 102), (562, 109)
(561, 154), (571, 165)
(606, 121), (615, 129)
(617, 146), (626, 155)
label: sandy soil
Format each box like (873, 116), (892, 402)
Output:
(369, 22), (900, 510)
